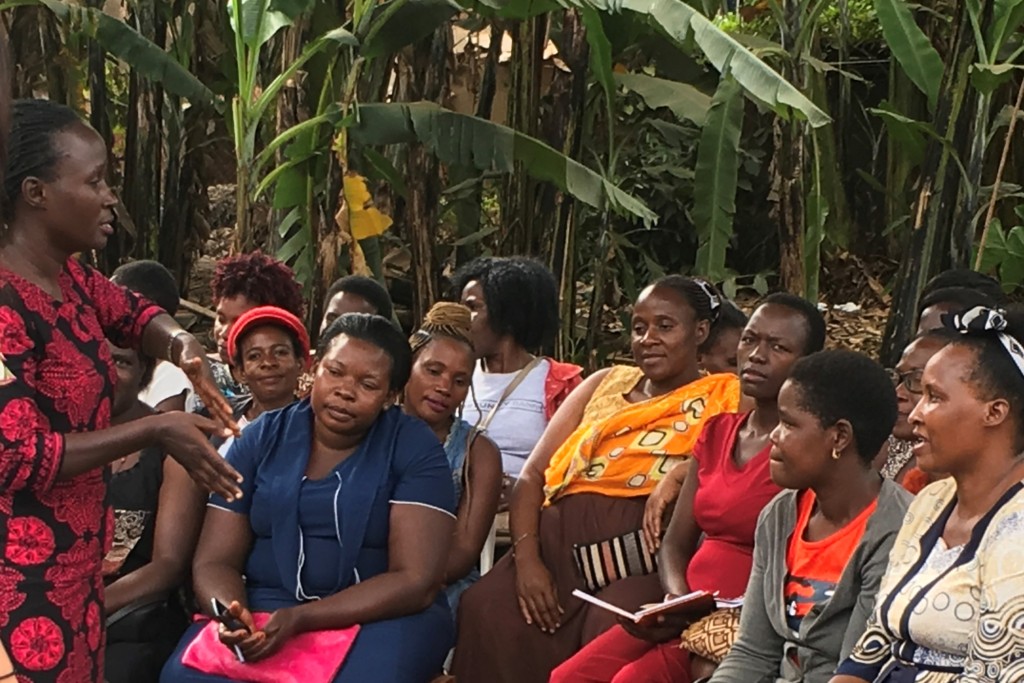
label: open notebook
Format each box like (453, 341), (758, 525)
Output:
(572, 589), (742, 624)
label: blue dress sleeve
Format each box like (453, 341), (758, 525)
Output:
(389, 417), (457, 518)
(208, 421), (264, 515)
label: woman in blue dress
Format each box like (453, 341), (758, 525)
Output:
(161, 313), (457, 683)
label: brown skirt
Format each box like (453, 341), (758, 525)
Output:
(451, 494), (663, 683)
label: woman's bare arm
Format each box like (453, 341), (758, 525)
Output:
(105, 459), (206, 614)
(445, 435), (502, 584)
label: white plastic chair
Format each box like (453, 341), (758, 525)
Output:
(479, 518), (498, 575)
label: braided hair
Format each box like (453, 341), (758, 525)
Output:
(3, 99), (83, 222)
(409, 301), (485, 519)
(409, 302), (474, 355)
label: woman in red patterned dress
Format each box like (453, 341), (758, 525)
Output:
(0, 99), (244, 683)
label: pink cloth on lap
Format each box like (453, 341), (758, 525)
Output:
(181, 612), (360, 683)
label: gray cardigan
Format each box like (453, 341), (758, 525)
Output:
(710, 478), (911, 683)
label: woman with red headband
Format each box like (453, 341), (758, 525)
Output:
(213, 306), (310, 454)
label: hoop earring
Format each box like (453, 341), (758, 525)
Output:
(831, 448), (842, 460)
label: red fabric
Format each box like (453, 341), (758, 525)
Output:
(226, 305), (311, 368)
(900, 467), (931, 495)
(783, 490), (876, 631)
(181, 614), (360, 682)
(543, 359), (584, 420)
(687, 412), (781, 598)
(549, 625), (691, 683)
(548, 412), (779, 683)
(0, 258), (162, 682)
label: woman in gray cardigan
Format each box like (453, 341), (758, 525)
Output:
(709, 350), (913, 683)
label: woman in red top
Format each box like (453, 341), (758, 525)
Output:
(0, 99), (242, 683)
(551, 293), (827, 683)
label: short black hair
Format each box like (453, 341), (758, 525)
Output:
(111, 260), (180, 315)
(450, 256), (559, 351)
(318, 313), (411, 391)
(323, 275), (394, 321)
(922, 268), (1006, 305)
(4, 99), (83, 220)
(788, 349), (897, 463)
(918, 286), (996, 318)
(949, 307), (1024, 448)
(698, 300), (747, 355)
(762, 292), (827, 354)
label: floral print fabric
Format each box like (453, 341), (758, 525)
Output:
(0, 258), (160, 682)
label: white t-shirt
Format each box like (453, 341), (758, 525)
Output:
(139, 361), (193, 410)
(461, 359), (550, 477)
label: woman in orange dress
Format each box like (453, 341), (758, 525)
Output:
(451, 276), (741, 683)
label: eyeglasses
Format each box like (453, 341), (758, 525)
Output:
(887, 368), (923, 394)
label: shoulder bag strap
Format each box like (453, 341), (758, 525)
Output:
(474, 356), (543, 435)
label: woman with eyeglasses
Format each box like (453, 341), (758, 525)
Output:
(881, 330), (952, 494)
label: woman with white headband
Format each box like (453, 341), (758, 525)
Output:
(831, 306), (1024, 683)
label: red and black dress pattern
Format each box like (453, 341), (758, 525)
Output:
(0, 258), (161, 683)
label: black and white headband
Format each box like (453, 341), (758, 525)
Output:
(692, 278), (722, 321)
(946, 306), (1024, 377)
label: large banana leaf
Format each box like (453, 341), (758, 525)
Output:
(580, 6), (616, 124)
(464, 0), (561, 20)
(361, 0), (461, 59)
(873, 0), (943, 110)
(350, 102), (658, 225)
(583, 0), (829, 127)
(615, 72), (711, 125)
(693, 75), (744, 281)
(991, 0), (1024, 55)
(228, 0), (293, 50)
(15, 0), (217, 108)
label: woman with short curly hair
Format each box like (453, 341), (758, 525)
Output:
(452, 257), (583, 501)
(202, 251), (304, 402)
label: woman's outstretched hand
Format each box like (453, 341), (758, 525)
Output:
(153, 413), (243, 501)
(179, 352), (241, 438)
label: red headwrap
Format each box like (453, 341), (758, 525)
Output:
(227, 305), (311, 368)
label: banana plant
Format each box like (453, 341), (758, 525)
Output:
(226, 0), (357, 250)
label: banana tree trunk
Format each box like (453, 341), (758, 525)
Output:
(402, 25), (452, 323)
(879, 0), (974, 366)
(451, 22), (503, 267)
(122, 0), (165, 259)
(772, 116), (807, 296)
(771, 0), (807, 296)
(547, 9), (589, 361)
(502, 15), (547, 255)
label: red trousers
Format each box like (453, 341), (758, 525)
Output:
(549, 625), (692, 683)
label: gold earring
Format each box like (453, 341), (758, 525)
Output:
(831, 448), (841, 460)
